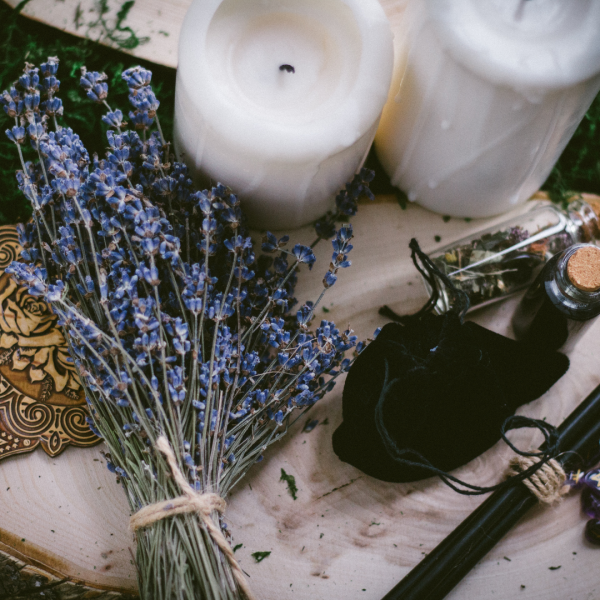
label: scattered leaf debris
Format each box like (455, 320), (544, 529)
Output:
(434, 235), (441, 243)
(251, 551), (271, 563)
(280, 468), (298, 500)
(503, 556), (511, 562)
(549, 566), (561, 571)
(233, 544), (243, 553)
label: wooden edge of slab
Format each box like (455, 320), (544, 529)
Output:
(0, 534), (138, 598)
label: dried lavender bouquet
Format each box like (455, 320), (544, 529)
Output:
(2, 58), (372, 599)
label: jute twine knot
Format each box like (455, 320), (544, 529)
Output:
(508, 456), (569, 504)
(130, 436), (257, 600)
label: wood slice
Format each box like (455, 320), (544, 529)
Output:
(1, 198), (599, 599)
(1, 0), (407, 69)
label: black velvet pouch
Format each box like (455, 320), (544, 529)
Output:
(332, 240), (570, 484)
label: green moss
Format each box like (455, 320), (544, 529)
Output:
(542, 93), (600, 203)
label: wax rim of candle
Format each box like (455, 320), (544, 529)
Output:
(424, 0), (600, 89)
(176, 0), (393, 162)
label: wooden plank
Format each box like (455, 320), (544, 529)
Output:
(1, 0), (407, 69)
(0, 198), (598, 599)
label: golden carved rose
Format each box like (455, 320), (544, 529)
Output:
(0, 275), (81, 400)
(0, 225), (97, 460)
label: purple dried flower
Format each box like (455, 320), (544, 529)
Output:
(122, 66), (153, 90)
(0, 59), (375, 592)
(79, 68), (108, 103)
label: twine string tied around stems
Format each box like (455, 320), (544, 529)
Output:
(508, 455), (569, 504)
(129, 435), (258, 600)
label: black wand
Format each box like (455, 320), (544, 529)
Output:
(382, 382), (600, 600)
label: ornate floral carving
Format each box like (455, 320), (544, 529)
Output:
(0, 226), (100, 459)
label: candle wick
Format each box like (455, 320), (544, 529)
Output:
(279, 64), (295, 74)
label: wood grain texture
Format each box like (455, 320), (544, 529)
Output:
(1, 0), (408, 69)
(0, 198), (598, 600)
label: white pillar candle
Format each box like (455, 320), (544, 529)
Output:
(174, 0), (393, 230)
(375, 0), (600, 218)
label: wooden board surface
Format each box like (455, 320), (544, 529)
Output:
(2, 0), (409, 69)
(1, 198), (599, 600)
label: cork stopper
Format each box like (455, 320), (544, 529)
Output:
(567, 246), (600, 293)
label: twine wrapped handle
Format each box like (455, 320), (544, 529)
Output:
(130, 436), (257, 600)
(508, 456), (569, 504)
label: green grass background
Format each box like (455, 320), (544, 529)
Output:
(0, 0), (598, 224)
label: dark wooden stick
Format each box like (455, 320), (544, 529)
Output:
(383, 382), (600, 600)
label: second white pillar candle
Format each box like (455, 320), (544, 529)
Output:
(375, 0), (600, 219)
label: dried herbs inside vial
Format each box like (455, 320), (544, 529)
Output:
(430, 200), (600, 312)
(436, 227), (535, 303)
(433, 224), (572, 310)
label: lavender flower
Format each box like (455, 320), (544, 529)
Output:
(2, 58), (374, 600)
(79, 68), (108, 103)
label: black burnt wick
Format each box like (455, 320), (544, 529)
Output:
(279, 64), (295, 74)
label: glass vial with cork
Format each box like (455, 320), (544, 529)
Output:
(426, 199), (600, 314)
(512, 243), (600, 352)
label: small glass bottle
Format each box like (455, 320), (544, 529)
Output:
(512, 244), (600, 352)
(427, 200), (600, 314)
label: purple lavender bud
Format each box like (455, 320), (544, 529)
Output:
(582, 488), (600, 519)
(102, 109), (125, 129)
(292, 244), (316, 269)
(129, 110), (154, 131)
(122, 66), (152, 90)
(6, 126), (25, 145)
(508, 226), (530, 244)
(129, 88), (159, 116)
(23, 93), (40, 113)
(43, 75), (60, 94)
(27, 121), (47, 143)
(80, 68), (108, 103)
(42, 97), (63, 117)
(323, 271), (337, 288)
(40, 57), (59, 77)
